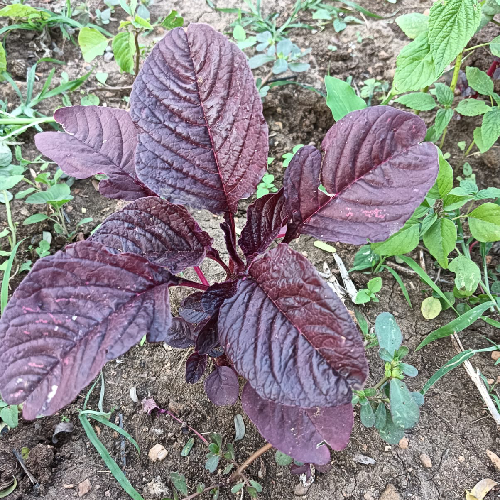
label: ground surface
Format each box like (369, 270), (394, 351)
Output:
(0, 0), (500, 499)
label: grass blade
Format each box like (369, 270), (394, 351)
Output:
(88, 414), (140, 453)
(79, 414), (144, 500)
(384, 265), (412, 308)
(417, 301), (495, 350)
(1, 240), (23, 315)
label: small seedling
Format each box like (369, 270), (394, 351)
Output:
(355, 277), (382, 304)
(0, 398), (19, 430)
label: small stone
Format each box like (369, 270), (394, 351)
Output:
(364, 493), (375, 500)
(492, 351), (500, 361)
(458, 455), (465, 463)
(398, 437), (409, 449)
(63, 484), (74, 489)
(148, 444), (168, 462)
(353, 453), (375, 465)
(105, 491), (111, 497)
(420, 453), (432, 468)
(78, 478), (91, 497)
(81, 207), (87, 214)
(384, 445), (392, 452)
(104, 52), (114, 62)
(294, 483), (311, 496)
(488, 378), (495, 385)
(380, 484), (401, 500)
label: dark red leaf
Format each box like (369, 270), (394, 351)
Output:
(219, 244), (368, 408)
(130, 24), (268, 214)
(186, 352), (207, 384)
(0, 241), (174, 419)
(34, 106), (153, 201)
(158, 317), (195, 347)
(195, 314), (219, 355)
(201, 281), (238, 316)
(180, 292), (209, 324)
(283, 106), (439, 245)
(204, 366), (239, 406)
(239, 189), (292, 262)
(91, 197), (212, 273)
(242, 383), (353, 465)
(290, 463), (312, 478)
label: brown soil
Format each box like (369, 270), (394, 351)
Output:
(1, 1), (500, 499)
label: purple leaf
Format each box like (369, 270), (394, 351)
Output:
(242, 383), (353, 465)
(159, 317), (195, 347)
(91, 197), (212, 273)
(186, 352), (207, 384)
(283, 106), (439, 245)
(0, 241), (175, 420)
(34, 106), (153, 201)
(290, 463), (312, 478)
(130, 24), (268, 214)
(204, 366), (239, 406)
(239, 189), (292, 262)
(201, 281), (238, 316)
(180, 292), (209, 325)
(195, 314), (219, 355)
(219, 244), (368, 408)
(220, 217), (245, 271)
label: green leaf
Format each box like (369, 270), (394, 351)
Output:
(390, 379), (420, 429)
(161, 10), (183, 30)
(427, 151), (453, 200)
(374, 312), (402, 357)
(367, 277), (382, 294)
(0, 477), (17, 498)
(395, 12), (429, 39)
(288, 62), (310, 72)
(449, 255), (481, 295)
(476, 108), (500, 153)
(133, 15), (152, 29)
(468, 203), (500, 242)
(15, 188), (36, 199)
(354, 290), (371, 304)
(231, 483), (245, 494)
(491, 34), (500, 56)
(324, 75), (366, 121)
(81, 94), (100, 106)
(475, 187), (500, 200)
(233, 25), (246, 41)
(275, 450), (293, 466)
(113, 31), (136, 74)
(248, 54), (275, 69)
(378, 413), (405, 444)
(181, 437), (195, 457)
(442, 193), (471, 211)
(96, 72), (108, 84)
(395, 92), (436, 111)
(170, 472), (188, 496)
(371, 221), (419, 257)
(417, 301), (495, 350)
(0, 43), (6, 78)
(428, 0), (481, 74)
(421, 296), (442, 320)
(425, 108), (454, 142)
(0, 4), (47, 18)
(455, 99), (490, 116)
(25, 184), (73, 204)
(78, 27), (109, 63)
(205, 454), (219, 473)
(422, 218), (457, 269)
(0, 405), (18, 428)
(0, 142), (12, 168)
(400, 363), (418, 377)
(360, 403), (375, 428)
(394, 32), (439, 92)
(0, 175), (24, 191)
(23, 213), (49, 225)
(434, 83), (454, 106)
(250, 481), (262, 493)
(234, 414), (245, 441)
(313, 240), (336, 253)
(374, 403), (387, 430)
(466, 66), (494, 96)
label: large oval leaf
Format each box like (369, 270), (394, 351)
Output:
(204, 366), (239, 406)
(242, 383), (353, 465)
(130, 23), (268, 214)
(91, 197), (212, 273)
(219, 244), (368, 408)
(0, 241), (174, 420)
(35, 106), (153, 201)
(283, 106), (438, 245)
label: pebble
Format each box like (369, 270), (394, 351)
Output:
(487, 449), (500, 471)
(458, 455), (465, 462)
(78, 478), (91, 497)
(380, 484), (401, 500)
(398, 437), (409, 449)
(491, 351), (500, 361)
(353, 453), (375, 465)
(420, 453), (432, 468)
(363, 493), (375, 500)
(148, 444), (168, 462)
(294, 483), (311, 496)
(104, 52), (114, 62)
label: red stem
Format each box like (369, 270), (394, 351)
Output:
(157, 408), (209, 445)
(469, 240), (479, 253)
(194, 266), (210, 286)
(487, 60), (500, 78)
(176, 279), (209, 291)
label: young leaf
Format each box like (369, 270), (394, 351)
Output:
(181, 437), (195, 457)
(468, 203), (500, 242)
(161, 10), (184, 29)
(378, 413), (405, 445)
(475, 109), (500, 153)
(367, 277), (382, 294)
(242, 383), (353, 465)
(35, 106), (153, 201)
(91, 197), (212, 273)
(204, 366), (239, 406)
(389, 379), (420, 429)
(0, 404), (18, 428)
(455, 99), (490, 116)
(374, 312), (402, 357)
(428, 0), (481, 74)
(23, 213), (49, 225)
(234, 414), (245, 441)
(434, 83), (454, 107)
(421, 297), (442, 320)
(283, 107), (439, 245)
(130, 24), (268, 214)
(0, 241), (175, 419)
(449, 255), (481, 295)
(324, 75), (366, 121)
(422, 218), (457, 269)
(275, 450), (293, 466)
(219, 244), (368, 408)
(185, 352), (207, 384)
(466, 67), (494, 96)
(163, 317), (195, 348)
(374, 402), (387, 430)
(112, 31), (136, 74)
(395, 13), (429, 39)
(395, 92), (436, 111)
(371, 221), (419, 257)
(78, 27), (109, 63)
(400, 363), (418, 377)
(426, 108), (454, 142)
(427, 152), (453, 200)
(360, 403), (375, 428)
(170, 472), (188, 496)
(205, 453), (220, 473)
(239, 189), (291, 262)
(25, 184), (73, 205)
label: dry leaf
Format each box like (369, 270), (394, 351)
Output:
(466, 478), (497, 500)
(486, 450), (500, 471)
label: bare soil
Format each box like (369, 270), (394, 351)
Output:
(1, 1), (500, 499)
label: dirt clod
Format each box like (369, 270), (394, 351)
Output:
(26, 444), (54, 484)
(78, 478), (91, 497)
(486, 450), (500, 471)
(491, 351), (500, 361)
(420, 453), (433, 468)
(398, 437), (409, 449)
(380, 484), (401, 500)
(294, 483), (311, 496)
(145, 476), (171, 498)
(148, 444), (168, 462)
